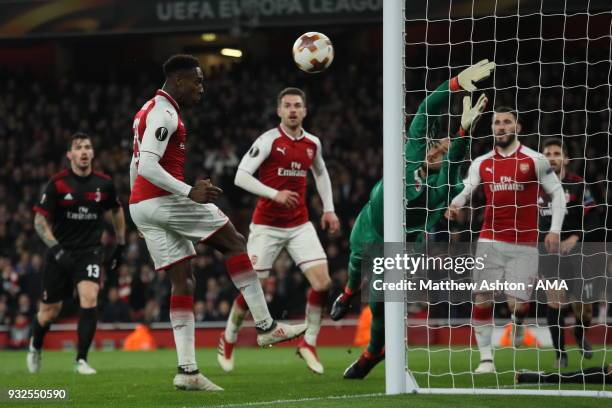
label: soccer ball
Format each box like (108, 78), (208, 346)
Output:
(292, 32), (334, 73)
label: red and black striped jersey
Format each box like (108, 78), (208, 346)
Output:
(538, 171), (597, 241)
(33, 169), (121, 250)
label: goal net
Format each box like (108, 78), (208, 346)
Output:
(384, 0), (612, 397)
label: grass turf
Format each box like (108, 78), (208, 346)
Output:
(0, 346), (609, 407)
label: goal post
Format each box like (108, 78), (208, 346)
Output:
(383, 0), (409, 395)
(382, 0), (612, 398)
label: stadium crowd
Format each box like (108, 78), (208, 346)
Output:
(0, 59), (382, 344)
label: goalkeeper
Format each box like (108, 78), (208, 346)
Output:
(332, 60), (494, 379)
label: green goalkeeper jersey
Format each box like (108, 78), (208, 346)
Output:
(404, 80), (467, 239)
(361, 80), (467, 243)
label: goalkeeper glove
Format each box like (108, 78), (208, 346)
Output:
(451, 59), (496, 92)
(460, 93), (488, 135)
(330, 289), (357, 321)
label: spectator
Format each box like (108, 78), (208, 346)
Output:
(194, 300), (207, 322)
(117, 265), (132, 303)
(143, 299), (161, 324)
(101, 287), (131, 323)
(9, 313), (30, 349)
(0, 295), (10, 326)
(16, 293), (32, 317)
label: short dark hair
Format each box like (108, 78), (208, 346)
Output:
(68, 132), (91, 150)
(277, 87), (306, 106)
(162, 54), (200, 77)
(493, 106), (519, 122)
(542, 137), (568, 155)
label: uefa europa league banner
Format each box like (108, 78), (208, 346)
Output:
(2, 0), (608, 39)
(0, 0), (383, 39)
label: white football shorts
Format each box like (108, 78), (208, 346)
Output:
(130, 195), (229, 271)
(472, 239), (538, 301)
(247, 222), (327, 279)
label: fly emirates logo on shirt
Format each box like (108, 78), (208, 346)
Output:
(66, 206), (98, 221)
(278, 161), (307, 177)
(490, 175), (525, 192)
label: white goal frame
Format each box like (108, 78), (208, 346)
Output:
(382, 0), (612, 398)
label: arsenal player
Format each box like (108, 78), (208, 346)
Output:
(217, 87), (340, 375)
(28, 133), (126, 375)
(128, 55), (306, 391)
(446, 107), (566, 374)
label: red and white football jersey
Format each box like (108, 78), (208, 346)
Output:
(464, 143), (563, 244)
(238, 126), (326, 228)
(129, 90), (187, 204)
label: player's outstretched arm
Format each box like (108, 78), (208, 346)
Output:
(451, 59), (496, 92)
(431, 93), (488, 196)
(406, 60), (495, 179)
(407, 81), (452, 146)
(460, 93), (488, 136)
(441, 93), (490, 218)
(409, 59), (495, 140)
(442, 94), (487, 196)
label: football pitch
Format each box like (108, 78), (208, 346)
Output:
(1, 347), (609, 407)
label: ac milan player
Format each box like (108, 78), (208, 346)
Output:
(28, 133), (126, 375)
(446, 107), (566, 374)
(217, 87), (340, 375)
(128, 55), (306, 391)
(539, 138), (599, 368)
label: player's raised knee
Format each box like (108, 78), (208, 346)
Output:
(311, 275), (332, 292)
(223, 231), (247, 254)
